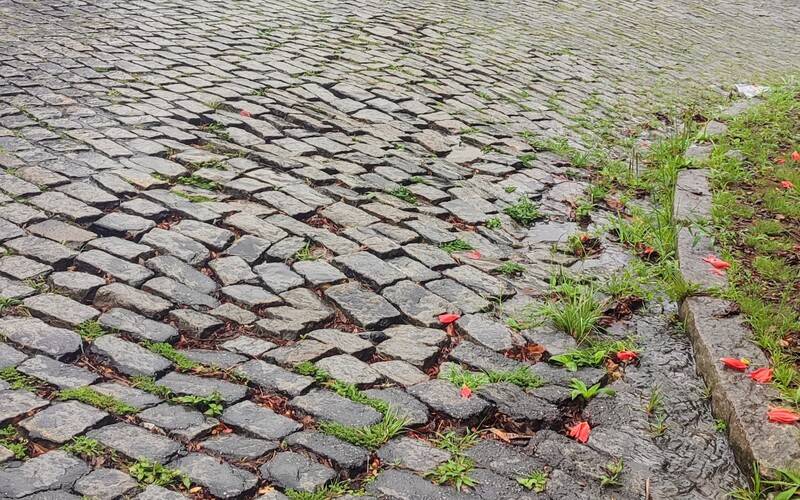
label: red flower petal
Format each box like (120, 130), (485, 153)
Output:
(466, 250), (482, 260)
(239, 109), (252, 117)
(460, 385), (472, 399)
(792, 151), (800, 162)
(780, 180), (795, 190)
(720, 357), (749, 371)
(749, 367), (773, 384)
(439, 313), (461, 325)
(616, 351), (637, 362)
(567, 421), (591, 443)
(776, 158), (786, 165)
(703, 255), (731, 270)
(768, 407), (800, 424)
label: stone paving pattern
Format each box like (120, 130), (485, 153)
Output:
(1, 0), (799, 498)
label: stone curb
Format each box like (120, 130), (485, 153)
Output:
(675, 125), (800, 476)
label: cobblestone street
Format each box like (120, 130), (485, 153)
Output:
(1, 0), (799, 499)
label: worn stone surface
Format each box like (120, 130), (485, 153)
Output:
(377, 437), (451, 472)
(260, 452), (336, 493)
(0, 389), (49, 425)
(98, 307), (178, 342)
(0, 451), (90, 499)
(20, 401), (108, 444)
(408, 379), (490, 422)
(325, 283), (402, 329)
(221, 400), (301, 440)
(0, 317), (82, 360)
(170, 453), (257, 499)
(234, 359), (313, 396)
(87, 422), (182, 463)
(18, 355), (99, 388)
(290, 389), (383, 427)
(139, 403), (217, 442)
(284, 431), (369, 473)
(73, 468), (138, 500)
(157, 372), (247, 405)
(201, 433), (278, 460)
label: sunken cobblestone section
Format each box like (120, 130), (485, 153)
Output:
(1, 0), (798, 498)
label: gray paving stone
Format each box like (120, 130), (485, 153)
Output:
(87, 422), (182, 463)
(93, 212), (155, 237)
(47, 271), (106, 302)
(201, 433), (278, 460)
(94, 283), (172, 318)
(0, 275), (35, 300)
(290, 389), (383, 427)
(87, 236), (153, 261)
(443, 265), (515, 298)
(425, 278), (490, 314)
(157, 371), (246, 405)
(0, 342), (26, 369)
(370, 360), (429, 387)
(0, 389), (49, 425)
(221, 336), (275, 357)
(179, 349), (246, 369)
(407, 379), (491, 422)
(29, 191), (103, 222)
(18, 355), (99, 389)
(76, 250), (153, 286)
(376, 437), (450, 472)
(455, 313), (516, 352)
(173, 219), (234, 251)
(234, 359), (314, 396)
(305, 329), (374, 359)
(169, 309), (223, 337)
(170, 453), (257, 499)
(91, 335), (172, 377)
(221, 400), (301, 440)
(92, 381), (162, 410)
(144, 277), (219, 309)
(285, 431), (370, 473)
(387, 256), (441, 283)
(19, 401), (108, 444)
(362, 387), (429, 426)
(139, 403), (217, 442)
(334, 251), (406, 289)
(73, 468), (138, 500)
(98, 307), (178, 342)
(145, 255), (217, 294)
(402, 243), (455, 270)
(449, 340), (525, 373)
(0, 255), (53, 281)
(0, 317), (82, 361)
(260, 451), (336, 493)
(0, 218), (25, 243)
(224, 213), (287, 244)
(211, 303), (258, 325)
(293, 260), (347, 286)
(140, 228), (210, 265)
(220, 284), (281, 308)
(26, 220), (96, 249)
(477, 382), (560, 424)
(382, 280), (455, 327)
(0, 451), (90, 499)
(23, 293), (99, 327)
(263, 339), (337, 366)
(316, 354), (382, 387)
(225, 235), (270, 264)
(254, 262), (304, 293)
(135, 484), (187, 500)
(209, 256), (257, 286)
(324, 282), (401, 329)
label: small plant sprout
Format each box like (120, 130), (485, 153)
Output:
(56, 387), (139, 415)
(294, 242), (318, 261)
(517, 470), (548, 492)
(433, 429), (480, 455)
(318, 410), (407, 450)
(128, 458), (191, 488)
(62, 436), (104, 458)
(599, 458), (624, 487)
(426, 456), (478, 491)
(439, 239), (473, 254)
(569, 379), (616, 400)
(171, 392), (224, 417)
(714, 419), (727, 433)
(485, 217), (502, 229)
(496, 261), (526, 276)
(388, 187), (417, 204)
(503, 197), (540, 226)
(75, 320), (107, 341)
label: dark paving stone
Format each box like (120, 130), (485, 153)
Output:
(170, 453), (257, 499)
(306, 329), (374, 360)
(290, 389), (383, 427)
(76, 250), (153, 287)
(0, 451), (90, 499)
(18, 355), (99, 389)
(285, 431), (370, 474)
(143, 277), (219, 309)
(92, 335), (172, 377)
(382, 280), (454, 327)
(157, 372), (247, 405)
(407, 379), (491, 422)
(260, 451), (336, 493)
(0, 389), (49, 425)
(324, 282), (402, 329)
(92, 381), (162, 410)
(234, 359), (314, 396)
(221, 400), (301, 440)
(201, 433), (278, 460)
(362, 387), (429, 426)
(315, 354), (381, 387)
(0, 317), (81, 361)
(87, 422), (182, 464)
(376, 437), (451, 472)
(139, 403), (217, 442)
(140, 228), (210, 266)
(145, 255), (217, 294)
(98, 307), (179, 343)
(47, 271), (106, 302)
(73, 468), (138, 500)
(23, 293), (99, 327)
(20, 401), (108, 444)
(94, 283), (172, 318)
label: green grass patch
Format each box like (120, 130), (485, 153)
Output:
(56, 387), (139, 415)
(175, 175), (218, 191)
(0, 425), (28, 459)
(173, 190), (214, 203)
(128, 458), (191, 488)
(143, 342), (199, 371)
(171, 392), (224, 417)
(439, 239), (473, 253)
(131, 376), (174, 398)
(318, 410), (407, 450)
(495, 262), (525, 276)
(503, 197), (540, 226)
(549, 338), (637, 372)
(62, 436), (105, 458)
(0, 367), (39, 391)
(75, 320), (107, 341)
(439, 364), (543, 390)
(388, 187), (417, 204)
(426, 456), (478, 491)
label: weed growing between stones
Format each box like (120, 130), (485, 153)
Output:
(56, 387), (139, 415)
(599, 458), (625, 487)
(171, 392), (224, 416)
(173, 190), (214, 203)
(433, 429), (479, 455)
(175, 175), (218, 191)
(317, 410), (407, 450)
(75, 320), (107, 341)
(284, 481), (364, 500)
(0, 367), (39, 391)
(293, 362), (391, 413)
(128, 458), (191, 488)
(388, 187), (417, 204)
(439, 364), (543, 390)
(143, 342), (200, 371)
(569, 378), (615, 401)
(549, 339), (637, 372)
(439, 239), (473, 253)
(731, 465), (800, 500)
(62, 436), (105, 458)
(539, 279), (603, 343)
(426, 455), (478, 491)
(0, 297), (21, 315)
(293, 242), (318, 261)
(502, 197), (540, 226)
(0, 425), (28, 459)
(517, 470), (548, 492)
(131, 376), (174, 398)
(495, 261), (525, 276)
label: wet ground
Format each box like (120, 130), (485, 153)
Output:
(2, 0), (799, 498)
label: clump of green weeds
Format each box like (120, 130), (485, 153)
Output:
(439, 239), (473, 253)
(128, 458), (191, 488)
(75, 320), (107, 341)
(503, 197), (540, 226)
(517, 470), (548, 492)
(171, 392), (224, 417)
(389, 187), (417, 204)
(56, 387), (139, 415)
(0, 425), (28, 459)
